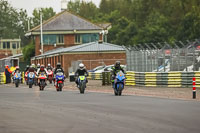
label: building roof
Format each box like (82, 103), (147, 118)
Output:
(33, 42), (125, 58)
(29, 10), (103, 33)
(0, 53), (23, 60)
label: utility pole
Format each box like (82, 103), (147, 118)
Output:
(40, 12), (43, 55)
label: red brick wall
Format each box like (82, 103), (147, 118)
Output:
(35, 35), (76, 56)
(64, 34), (75, 47)
(0, 50), (12, 59)
(35, 35), (40, 56)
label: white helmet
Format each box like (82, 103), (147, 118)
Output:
(79, 63), (84, 70)
(48, 64), (51, 67)
(31, 64), (35, 67)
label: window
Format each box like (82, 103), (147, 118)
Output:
(12, 43), (16, 49)
(3, 42), (6, 49)
(82, 34), (99, 44)
(2, 42), (10, 49)
(7, 42), (10, 49)
(75, 34), (81, 44)
(16, 42), (19, 49)
(75, 34), (99, 44)
(57, 35), (64, 44)
(43, 35), (57, 45)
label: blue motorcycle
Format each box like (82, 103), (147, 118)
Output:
(113, 71), (125, 96)
(28, 72), (35, 88)
(55, 72), (65, 91)
(14, 72), (21, 87)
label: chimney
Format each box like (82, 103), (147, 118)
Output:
(98, 40), (103, 44)
(61, 0), (68, 11)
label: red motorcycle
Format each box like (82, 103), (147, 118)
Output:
(38, 72), (47, 91)
(55, 72), (65, 91)
(47, 69), (53, 84)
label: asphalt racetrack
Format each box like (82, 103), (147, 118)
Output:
(0, 84), (200, 133)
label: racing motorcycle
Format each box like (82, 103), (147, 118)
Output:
(38, 72), (47, 91)
(24, 71), (28, 85)
(47, 69), (53, 84)
(113, 71), (125, 96)
(77, 75), (87, 94)
(55, 72), (65, 91)
(28, 72), (35, 88)
(14, 72), (21, 87)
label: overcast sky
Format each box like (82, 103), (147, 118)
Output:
(7, 0), (101, 16)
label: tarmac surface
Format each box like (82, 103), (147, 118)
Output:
(0, 81), (200, 133)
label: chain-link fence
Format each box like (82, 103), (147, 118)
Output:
(125, 39), (200, 72)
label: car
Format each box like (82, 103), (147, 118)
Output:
(88, 65), (106, 72)
(94, 65), (126, 73)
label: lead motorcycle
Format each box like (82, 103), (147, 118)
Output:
(38, 72), (47, 91)
(77, 75), (87, 94)
(113, 71), (125, 96)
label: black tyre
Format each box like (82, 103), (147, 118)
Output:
(15, 82), (19, 87)
(80, 82), (85, 94)
(118, 84), (123, 96)
(29, 84), (32, 88)
(58, 83), (62, 91)
(114, 91), (118, 96)
(40, 86), (44, 91)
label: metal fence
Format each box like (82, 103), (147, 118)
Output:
(125, 39), (200, 72)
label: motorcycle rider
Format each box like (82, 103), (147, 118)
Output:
(37, 65), (48, 85)
(24, 65), (30, 73)
(31, 63), (37, 71)
(36, 63), (40, 71)
(46, 63), (53, 71)
(111, 61), (125, 88)
(13, 66), (22, 83)
(27, 65), (37, 74)
(54, 62), (64, 86)
(75, 63), (88, 87)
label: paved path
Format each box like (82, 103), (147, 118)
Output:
(0, 84), (200, 133)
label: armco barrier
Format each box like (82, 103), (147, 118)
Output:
(0, 72), (24, 84)
(0, 72), (6, 84)
(125, 71), (135, 86)
(88, 72), (102, 80)
(89, 71), (200, 88)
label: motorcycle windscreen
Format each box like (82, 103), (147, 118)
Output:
(116, 71), (125, 81)
(79, 76), (85, 81)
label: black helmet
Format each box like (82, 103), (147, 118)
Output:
(115, 61), (120, 67)
(56, 62), (61, 68)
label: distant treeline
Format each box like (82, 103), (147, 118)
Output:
(67, 0), (200, 46)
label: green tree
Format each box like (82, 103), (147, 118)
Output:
(32, 7), (56, 28)
(22, 41), (35, 62)
(0, 0), (29, 47)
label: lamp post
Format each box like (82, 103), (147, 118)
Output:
(40, 11), (43, 55)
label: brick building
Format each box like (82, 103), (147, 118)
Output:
(27, 10), (126, 75)
(25, 10), (110, 56)
(0, 38), (21, 59)
(31, 42), (126, 75)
